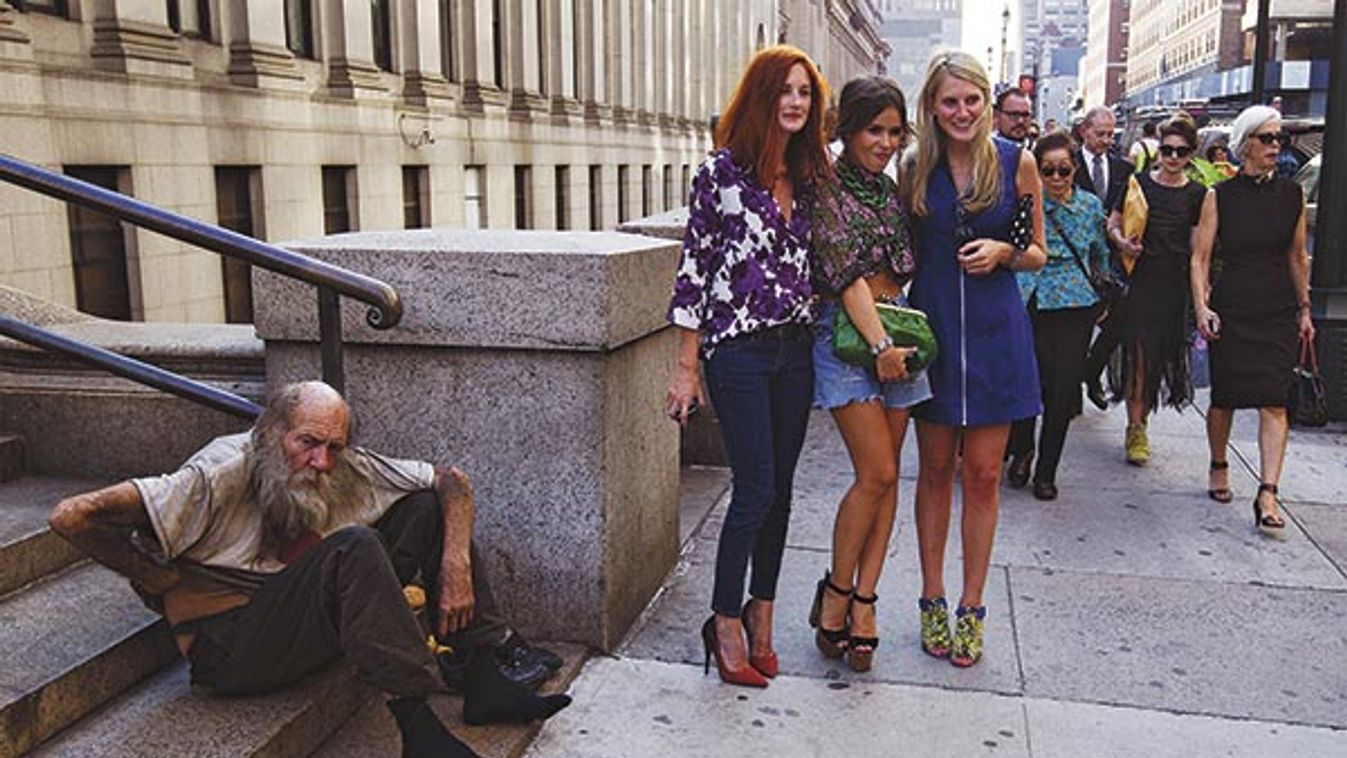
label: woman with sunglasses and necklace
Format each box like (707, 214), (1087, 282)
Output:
(901, 52), (1046, 668)
(807, 77), (930, 673)
(1190, 106), (1315, 538)
(1005, 131), (1110, 501)
(1105, 112), (1207, 466)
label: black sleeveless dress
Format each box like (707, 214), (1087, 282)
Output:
(1115, 172), (1206, 411)
(1208, 173), (1303, 408)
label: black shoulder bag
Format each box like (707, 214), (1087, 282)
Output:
(1045, 209), (1129, 308)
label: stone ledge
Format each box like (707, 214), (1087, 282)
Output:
(254, 230), (679, 352)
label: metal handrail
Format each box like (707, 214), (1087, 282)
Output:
(0, 154), (405, 392)
(0, 316), (262, 420)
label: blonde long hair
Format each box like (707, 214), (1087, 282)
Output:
(904, 51), (1002, 217)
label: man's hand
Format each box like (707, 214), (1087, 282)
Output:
(436, 564), (475, 636)
(432, 465), (476, 637)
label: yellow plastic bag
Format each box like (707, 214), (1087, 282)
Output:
(1121, 174), (1148, 274)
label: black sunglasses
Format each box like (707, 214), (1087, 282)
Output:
(1040, 165), (1073, 178)
(1254, 131), (1291, 147)
(1159, 145), (1193, 158)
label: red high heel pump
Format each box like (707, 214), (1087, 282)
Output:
(701, 615), (768, 688)
(741, 599), (779, 678)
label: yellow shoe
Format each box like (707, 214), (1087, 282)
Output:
(1125, 423), (1149, 466)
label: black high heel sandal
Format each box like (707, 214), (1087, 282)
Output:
(808, 571), (851, 660)
(1253, 483), (1286, 538)
(846, 592), (879, 672)
(1208, 460), (1233, 503)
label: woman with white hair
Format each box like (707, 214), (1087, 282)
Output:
(902, 51), (1046, 667)
(1190, 105), (1315, 538)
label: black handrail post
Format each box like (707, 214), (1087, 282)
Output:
(318, 285), (345, 394)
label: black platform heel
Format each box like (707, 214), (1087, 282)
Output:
(808, 571), (851, 659)
(846, 592), (879, 672)
(1208, 460), (1232, 503)
(1253, 483), (1286, 538)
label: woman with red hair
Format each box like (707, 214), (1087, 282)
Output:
(666, 45), (830, 687)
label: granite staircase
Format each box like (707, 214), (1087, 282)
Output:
(0, 433), (378, 758)
(0, 431), (584, 758)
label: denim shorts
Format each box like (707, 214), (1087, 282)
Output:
(812, 298), (934, 410)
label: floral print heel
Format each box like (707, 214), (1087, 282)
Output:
(918, 597), (951, 659)
(950, 605), (986, 668)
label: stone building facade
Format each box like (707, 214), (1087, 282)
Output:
(1080, 0), (1128, 108)
(0, 0), (882, 324)
(876, 0), (961, 115)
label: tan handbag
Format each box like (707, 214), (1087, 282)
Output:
(1121, 174), (1148, 275)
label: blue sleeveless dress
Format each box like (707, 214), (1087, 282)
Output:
(909, 139), (1041, 427)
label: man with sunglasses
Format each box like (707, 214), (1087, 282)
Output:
(993, 88), (1034, 147)
(1075, 106), (1136, 410)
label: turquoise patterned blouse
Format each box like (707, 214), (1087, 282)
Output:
(1017, 189), (1109, 311)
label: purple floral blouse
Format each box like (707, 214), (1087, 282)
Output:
(667, 149), (814, 358)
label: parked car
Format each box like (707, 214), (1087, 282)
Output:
(1294, 153), (1320, 253)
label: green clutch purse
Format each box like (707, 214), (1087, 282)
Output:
(832, 302), (939, 372)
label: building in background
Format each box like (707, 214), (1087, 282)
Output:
(1080, 0), (1129, 109)
(1121, 0), (1331, 118)
(0, 0), (884, 324)
(780, 0), (890, 87)
(1021, 0), (1089, 125)
(877, 0), (963, 111)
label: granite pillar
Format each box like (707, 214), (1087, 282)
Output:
(398, 0), (452, 107)
(252, 230), (682, 651)
(224, 0), (305, 89)
(90, 0), (192, 78)
(324, 0), (385, 98)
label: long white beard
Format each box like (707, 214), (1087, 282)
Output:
(252, 437), (365, 550)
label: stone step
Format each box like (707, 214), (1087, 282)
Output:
(0, 563), (177, 758)
(27, 660), (374, 758)
(0, 435), (23, 482)
(0, 479), (105, 600)
(0, 476), (103, 597)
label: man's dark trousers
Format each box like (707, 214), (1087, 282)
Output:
(186, 490), (509, 696)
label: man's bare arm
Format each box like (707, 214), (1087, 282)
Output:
(49, 482), (180, 595)
(432, 466), (475, 637)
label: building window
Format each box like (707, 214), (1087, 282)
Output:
(617, 165), (630, 223)
(285, 0), (315, 59)
(537, 0), (547, 95)
(321, 166), (356, 234)
(682, 164), (690, 202)
(492, 0), (504, 87)
(588, 165), (603, 230)
(663, 164), (674, 211)
(11, 0), (67, 16)
(464, 166), (486, 229)
(514, 166), (533, 229)
(641, 165), (652, 217)
(440, 0), (456, 82)
(65, 166), (133, 321)
(371, 0), (393, 71)
(554, 165), (569, 230)
(403, 166), (429, 229)
(166, 0), (211, 38)
(214, 167), (260, 324)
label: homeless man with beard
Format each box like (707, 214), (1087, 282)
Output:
(49, 381), (569, 758)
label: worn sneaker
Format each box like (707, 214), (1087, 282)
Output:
(1125, 423), (1149, 466)
(495, 632), (561, 689)
(950, 605), (986, 668)
(918, 596), (952, 659)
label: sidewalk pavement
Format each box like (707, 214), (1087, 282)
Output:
(525, 390), (1347, 758)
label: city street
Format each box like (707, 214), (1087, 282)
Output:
(527, 391), (1347, 757)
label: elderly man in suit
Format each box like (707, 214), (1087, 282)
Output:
(1076, 106), (1133, 409)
